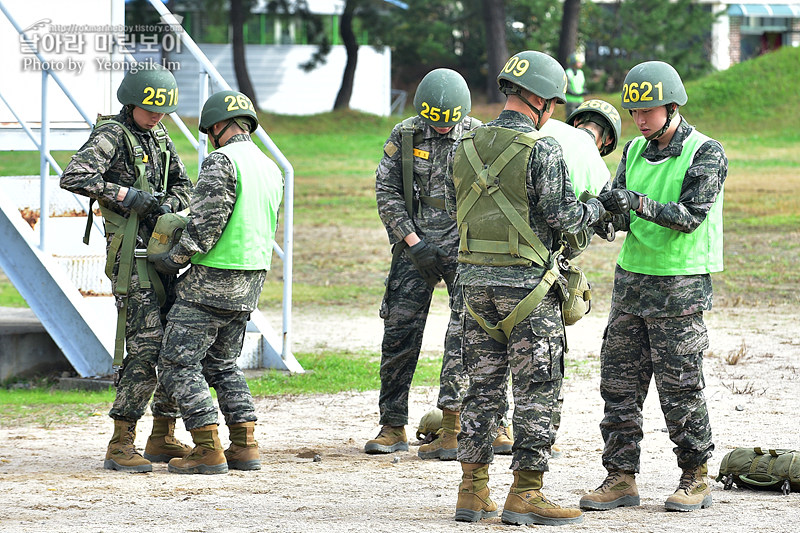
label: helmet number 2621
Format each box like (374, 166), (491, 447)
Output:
(622, 81), (663, 104)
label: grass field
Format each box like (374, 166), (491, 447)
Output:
(0, 47), (798, 405)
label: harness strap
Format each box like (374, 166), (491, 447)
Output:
(464, 260), (560, 345)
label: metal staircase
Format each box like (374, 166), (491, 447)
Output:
(0, 0), (302, 377)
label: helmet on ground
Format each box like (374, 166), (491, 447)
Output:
(567, 99), (622, 156)
(416, 408), (443, 442)
(199, 90), (259, 134)
(413, 69), (471, 128)
(621, 61), (687, 110)
(117, 64), (179, 113)
(497, 51), (567, 104)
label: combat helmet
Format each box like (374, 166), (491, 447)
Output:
(497, 50), (567, 104)
(199, 90), (259, 147)
(413, 68), (471, 128)
(621, 61), (686, 140)
(497, 51), (566, 126)
(567, 99), (622, 156)
(117, 63), (179, 113)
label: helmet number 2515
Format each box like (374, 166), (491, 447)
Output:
(420, 101), (462, 124)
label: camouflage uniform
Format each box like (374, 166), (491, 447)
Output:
(600, 118), (727, 473)
(375, 115), (480, 426)
(158, 133), (274, 430)
(60, 106), (192, 422)
(444, 110), (605, 470)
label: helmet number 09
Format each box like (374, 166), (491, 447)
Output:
(622, 81), (663, 104)
(224, 94), (254, 112)
(142, 86), (178, 108)
(502, 57), (530, 78)
(420, 101), (462, 124)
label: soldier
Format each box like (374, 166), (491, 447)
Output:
(60, 64), (193, 472)
(367, 69), (491, 457)
(580, 61), (726, 512)
(444, 50), (607, 526)
(566, 98), (622, 158)
(564, 52), (587, 117)
(149, 90), (283, 475)
(538, 98), (623, 459)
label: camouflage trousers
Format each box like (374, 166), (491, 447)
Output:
(377, 251), (467, 426)
(458, 285), (564, 471)
(599, 307), (714, 472)
(109, 266), (180, 421)
(158, 300), (257, 431)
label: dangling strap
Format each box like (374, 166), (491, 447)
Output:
(464, 259), (561, 345)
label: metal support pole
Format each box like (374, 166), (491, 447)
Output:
(39, 71), (50, 252)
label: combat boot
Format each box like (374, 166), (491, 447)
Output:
(364, 425), (408, 454)
(579, 471), (640, 510)
(492, 423), (513, 455)
(665, 464), (712, 511)
(502, 471), (584, 526)
(104, 419), (152, 472)
(168, 424), (228, 474)
(418, 409), (459, 460)
(455, 463), (498, 522)
(225, 421), (261, 471)
(143, 417), (192, 462)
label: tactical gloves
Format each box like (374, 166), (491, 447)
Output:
(148, 251), (184, 276)
(407, 239), (445, 286)
(121, 187), (159, 215)
(598, 189), (644, 214)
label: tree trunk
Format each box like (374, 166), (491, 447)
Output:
(482, 0), (509, 104)
(334, 0), (359, 110)
(230, 0), (259, 110)
(557, 0), (581, 67)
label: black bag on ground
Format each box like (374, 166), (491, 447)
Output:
(716, 447), (800, 495)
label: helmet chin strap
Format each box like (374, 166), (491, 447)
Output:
(645, 104), (677, 141)
(501, 85), (550, 128)
(208, 119), (235, 149)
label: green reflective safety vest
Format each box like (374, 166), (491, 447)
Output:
(192, 140), (283, 270)
(452, 126), (552, 268)
(618, 130), (724, 275)
(566, 68), (585, 104)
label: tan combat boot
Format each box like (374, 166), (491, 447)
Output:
(579, 471), (640, 510)
(454, 463), (498, 522)
(665, 464), (712, 511)
(418, 409), (459, 460)
(143, 417), (192, 462)
(364, 425), (408, 454)
(502, 471), (584, 526)
(168, 424), (228, 474)
(225, 421), (261, 471)
(492, 423), (513, 455)
(104, 419), (152, 472)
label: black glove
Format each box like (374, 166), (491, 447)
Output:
(585, 197), (606, 222)
(121, 187), (159, 216)
(598, 189), (643, 215)
(148, 251), (184, 276)
(407, 239), (445, 286)
(155, 204), (172, 216)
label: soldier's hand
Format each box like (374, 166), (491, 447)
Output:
(598, 189), (643, 214)
(148, 251), (183, 276)
(121, 187), (159, 216)
(407, 239), (445, 286)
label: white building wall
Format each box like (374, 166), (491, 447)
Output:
(171, 44), (392, 117)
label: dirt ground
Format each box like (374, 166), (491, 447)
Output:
(1, 303), (799, 533)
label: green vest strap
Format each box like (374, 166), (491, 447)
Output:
(464, 262), (560, 344)
(400, 117), (418, 218)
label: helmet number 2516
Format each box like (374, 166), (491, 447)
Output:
(142, 86), (178, 108)
(622, 81), (663, 104)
